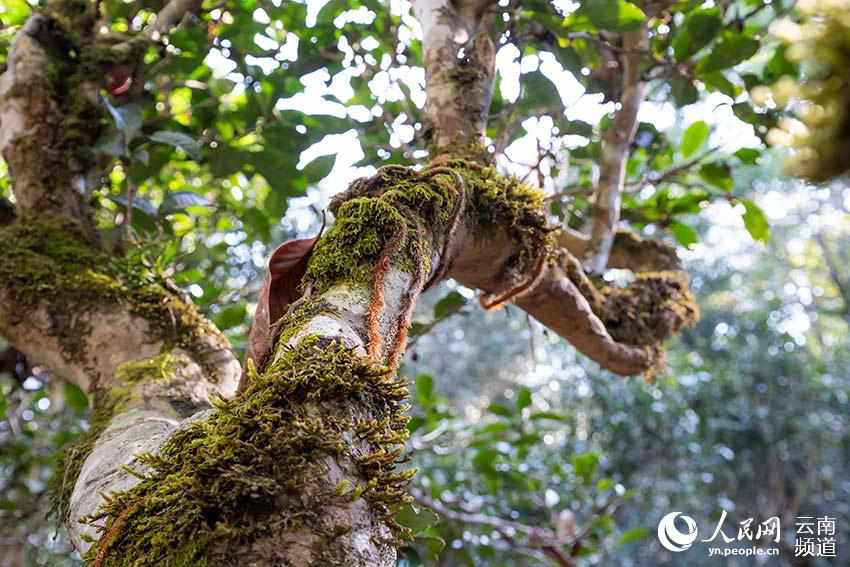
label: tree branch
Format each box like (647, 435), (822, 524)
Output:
(411, 490), (577, 567)
(412, 0), (497, 155)
(145, 0), (203, 38)
(0, 15), (88, 221)
(628, 145), (720, 190)
(815, 232), (850, 319)
(584, 25), (648, 274)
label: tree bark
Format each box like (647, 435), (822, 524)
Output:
(0, 1), (696, 565)
(583, 26), (648, 275)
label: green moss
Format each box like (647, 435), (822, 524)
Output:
(430, 139), (492, 164)
(449, 160), (549, 272)
(0, 214), (224, 377)
(273, 296), (338, 348)
(600, 271), (699, 347)
(306, 168), (457, 293)
(307, 162), (549, 295)
(115, 352), (177, 383)
(82, 337), (413, 566)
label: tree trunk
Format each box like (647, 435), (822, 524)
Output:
(0, 1), (697, 565)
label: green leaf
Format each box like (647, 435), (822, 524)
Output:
(433, 291), (467, 319)
(415, 374), (435, 407)
(579, 0), (646, 32)
(699, 162), (733, 192)
(395, 504), (440, 532)
(741, 199), (770, 242)
(242, 207), (272, 242)
(104, 101), (144, 144)
(529, 411), (564, 421)
(213, 304), (246, 330)
(149, 131), (202, 161)
(571, 452), (599, 484)
(701, 72), (739, 98)
(159, 191), (213, 215)
(487, 402), (513, 418)
(732, 102), (775, 128)
(473, 447), (501, 473)
(416, 535), (446, 561)
(516, 387), (532, 411)
(734, 147), (761, 164)
(672, 8), (722, 61)
(64, 383), (89, 415)
(681, 120), (709, 158)
(109, 194), (157, 216)
(93, 130), (128, 158)
(619, 527), (651, 545)
(697, 31), (759, 73)
(0, 0), (31, 25)
(521, 71), (562, 109)
(671, 222), (699, 248)
(671, 76), (698, 107)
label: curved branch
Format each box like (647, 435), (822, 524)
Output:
(584, 26), (648, 274)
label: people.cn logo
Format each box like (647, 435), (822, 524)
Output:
(657, 512), (699, 552)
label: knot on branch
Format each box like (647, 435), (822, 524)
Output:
(609, 229), (681, 272)
(600, 271), (699, 347)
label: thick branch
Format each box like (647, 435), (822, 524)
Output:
(444, 165), (694, 377)
(556, 226), (681, 272)
(413, 0), (497, 153)
(0, 16), (86, 219)
(584, 26), (648, 274)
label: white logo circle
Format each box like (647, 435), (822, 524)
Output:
(657, 512), (699, 552)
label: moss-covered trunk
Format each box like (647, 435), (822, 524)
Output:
(0, 1), (698, 565)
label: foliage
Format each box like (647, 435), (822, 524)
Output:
(1, 0), (848, 565)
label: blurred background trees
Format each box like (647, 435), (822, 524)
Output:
(1, 0), (847, 565)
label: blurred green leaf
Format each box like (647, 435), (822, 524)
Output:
(0, 0), (31, 25)
(395, 504), (440, 532)
(697, 31), (759, 73)
(734, 147), (761, 164)
(516, 387), (532, 411)
(159, 191), (213, 215)
(741, 198), (770, 242)
(681, 120), (709, 158)
(149, 131), (202, 161)
(433, 291), (467, 319)
(699, 162), (733, 192)
(671, 222), (699, 248)
(415, 374), (435, 407)
(63, 383), (89, 415)
(487, 402), (513, 418)
(579, 0), (646, 32)
(213, 304), (246, 331)
(618, 527), (651, 545)
(672, 8), (722, 61)
(571, 452), (599, 484)
(671, 76), (698, 106)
